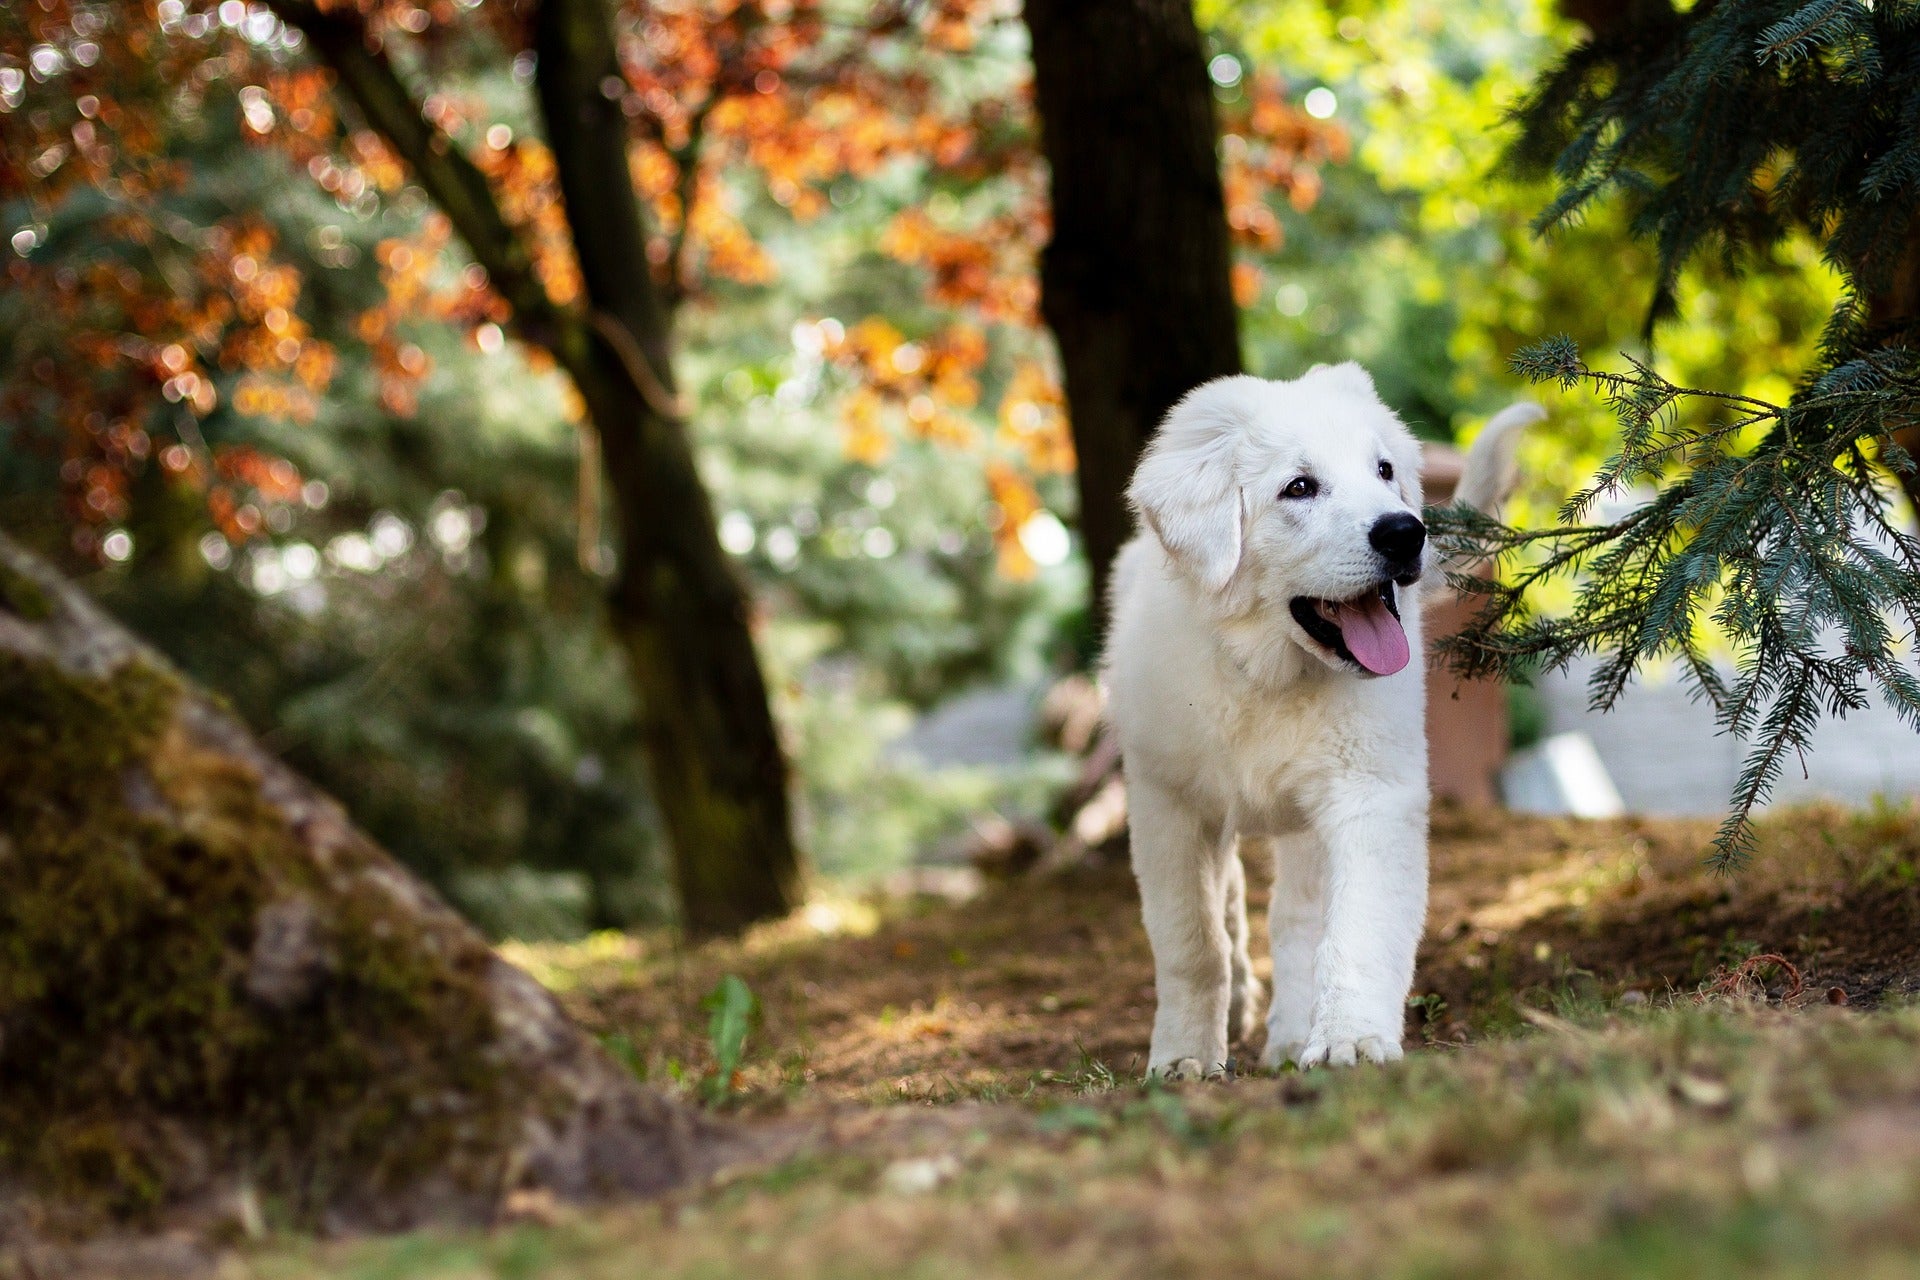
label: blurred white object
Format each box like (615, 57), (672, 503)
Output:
(1532, 655), (1920, 815)
(1501, 731), (1626, 818)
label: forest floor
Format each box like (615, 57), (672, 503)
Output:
(130, 805), (1920, 1275)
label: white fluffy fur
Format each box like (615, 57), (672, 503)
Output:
(1104, 366), (1536, 1076)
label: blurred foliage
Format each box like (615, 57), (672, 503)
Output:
(1, 1), (1085, 935)
(1, 0), (1859, 933)
(1210, 0), (1840, 553)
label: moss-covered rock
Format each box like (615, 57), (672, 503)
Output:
(0, 537), (710, 1234)
(0, 558), (53, 622)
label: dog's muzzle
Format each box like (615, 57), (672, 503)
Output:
(1288, 580), (1411, 677)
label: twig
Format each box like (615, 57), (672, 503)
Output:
(1699, 953), (1804, 1003)
(588, 310), (690, 420)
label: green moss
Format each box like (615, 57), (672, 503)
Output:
(0, 649), (525, 1227)
(0, 558), (54, 622)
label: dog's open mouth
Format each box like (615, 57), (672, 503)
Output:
(1288, 584), (1410, 676)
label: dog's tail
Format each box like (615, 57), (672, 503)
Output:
(1453, 401), (1545, 516)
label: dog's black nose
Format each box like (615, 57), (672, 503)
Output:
(1369, 512), (1426, 565)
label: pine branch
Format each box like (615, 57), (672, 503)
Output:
(1437, 337), (1920, 867)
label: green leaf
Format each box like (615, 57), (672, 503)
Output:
(701, 974), (759, 1105)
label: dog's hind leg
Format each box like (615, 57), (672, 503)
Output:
(1260, 830), (1326, 1070)
(1131, 779), (1233, 1079)
(1222, 838), (1263, 1050)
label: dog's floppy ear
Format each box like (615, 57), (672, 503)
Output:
(1128, 377), (1256, 593)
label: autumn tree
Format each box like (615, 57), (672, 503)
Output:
(2, 0), (1347, 925)
(832, 0), (1341, 613)
(0, 0), (1044, 934)
(265, 0), (813, 936)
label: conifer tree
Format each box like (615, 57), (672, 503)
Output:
(1436, 0), (1920, 860)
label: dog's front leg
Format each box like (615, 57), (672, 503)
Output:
(1130, 779), (1233, 1079)
(1299, 781), (1428, 1067)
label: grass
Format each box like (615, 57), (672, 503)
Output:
(252, 1000), (1920, 1279)
(32, 803), (1920, 1277)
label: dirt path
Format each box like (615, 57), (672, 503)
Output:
(511, 804), (1920, 1102)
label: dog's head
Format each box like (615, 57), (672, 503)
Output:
(1128, 364), (1426, 677)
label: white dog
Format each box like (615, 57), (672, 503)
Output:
(1103, 364), (1539, 1076)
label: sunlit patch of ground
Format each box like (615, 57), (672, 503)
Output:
(499, 804), (1920, 1104)
(1419, 803), (1920, 1037)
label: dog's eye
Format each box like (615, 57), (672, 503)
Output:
(1280, 476), (1318, 500)
(1378, 460), (1395, 482)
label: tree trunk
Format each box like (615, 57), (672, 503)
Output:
(1867, 223), (1920, 517)
(1021, 0), (1243, 616)
(0, 535), (719, 1232)
(533, 0), (802, 936)
(271, 0), (802, 936)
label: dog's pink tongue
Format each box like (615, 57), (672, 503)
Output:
(1339, 594), (1410, 676)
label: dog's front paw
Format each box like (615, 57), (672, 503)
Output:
(1261, 997), (1315, 1070)
(1147, 1056), (1225, 1082)
(1297, 1031), (1403, 1069)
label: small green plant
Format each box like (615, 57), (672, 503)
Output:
(1408, 992), (1450, 1045)
(701, 974), (759, 1106)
